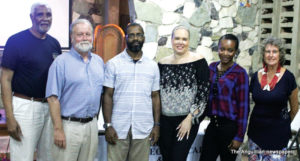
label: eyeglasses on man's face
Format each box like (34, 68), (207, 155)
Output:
(126, 33), (144, 39)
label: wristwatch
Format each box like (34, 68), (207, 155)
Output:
(154, 122), (160, 127)
(103, 123), (113, 129)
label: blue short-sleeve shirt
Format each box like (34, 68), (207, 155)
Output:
(46, 48), (104, 118)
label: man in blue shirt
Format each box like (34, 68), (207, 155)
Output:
(46, 19), (104, 161)
(1, 3), (61, 161)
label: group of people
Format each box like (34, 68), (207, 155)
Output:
(0, 2), (298, 161)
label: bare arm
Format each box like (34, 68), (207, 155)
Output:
(102, 86), (118, 144)
(152, 91), (161, 125)
(1, 68), (14, 121)
(149, 90), (161, 145)
(289, 88), (299, 121)
(102, 87), (114, 124)
(47, 95), (66, 149)
(1, 67), (22, 141)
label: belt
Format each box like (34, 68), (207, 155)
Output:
(13, 92), (47, 103)
(210, 115), (236, 127)
(61, 116), (95, 123)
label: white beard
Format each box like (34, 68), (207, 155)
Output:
(38, 24), (51, 34)
(75, 41), (92, 53)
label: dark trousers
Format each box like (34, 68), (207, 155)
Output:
(200, 116), (238, 161)
(159, 115), (200, 161)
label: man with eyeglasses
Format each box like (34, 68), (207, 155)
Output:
(46, 19), (104, 161)
(102, 23), (161, 161)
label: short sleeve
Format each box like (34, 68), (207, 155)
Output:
(287, 70), (297, 96)
(249, 72), (257, 93)
(45, 58), (65, 98)
(152, 63), (160, 91)
(103, 61), (116, 88)
(1, 37), (19, 70)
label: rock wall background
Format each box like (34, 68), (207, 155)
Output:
(132, 0), (300, 150)
(135, 0), (300, 106)
(1, 0), (300, 109)
(134, 0), (259, 76)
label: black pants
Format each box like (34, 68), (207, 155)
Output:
(200, 116), (238, 161)
(159, 115), (200, 161)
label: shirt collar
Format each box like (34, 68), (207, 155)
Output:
(121, 48), (144, 63)
(212, 61), (237, 73)
(70, 47), (92, 62)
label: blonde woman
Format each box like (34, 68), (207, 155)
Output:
(158, 26), (210, 161)
(247, 36), (298, 160)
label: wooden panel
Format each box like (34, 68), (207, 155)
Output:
(107, 0), (120, 25)
(94, 24), (125, 63)
(0, 124), (8, 136)
(258, 0), (300, 77)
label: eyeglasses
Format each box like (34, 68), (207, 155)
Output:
(126, 33), (144, 39)
(264, 50), (279, 54)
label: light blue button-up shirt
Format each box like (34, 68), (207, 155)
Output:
(46, 48), (104, 118)
(104, 49), (160, 139)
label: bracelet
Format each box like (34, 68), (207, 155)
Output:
(154, 122), (160, 126)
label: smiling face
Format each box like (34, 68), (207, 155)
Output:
(30, 5), (52, 35)
(71, 22), (93, 54)
(171, 28), (189, 55)
(218, 39), (237, 66)
(264, 44), (280, 67)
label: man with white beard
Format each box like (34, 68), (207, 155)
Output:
(46, 19), (104, 161)
(1, 2), (61, 161)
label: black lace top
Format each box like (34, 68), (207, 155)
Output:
(158, 58), (210, 123)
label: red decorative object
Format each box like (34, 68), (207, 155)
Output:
(261, 65), (281, 91)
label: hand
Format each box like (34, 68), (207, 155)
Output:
(54, 128), (66, 149)
(176, 115), (192, 141)
(228, 140), (242, 150)
(105, 127), (118, 144)
(6, 117), (22, 141)
(149, 126), (159, 145)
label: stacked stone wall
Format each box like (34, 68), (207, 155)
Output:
(134, 0), (259, 75)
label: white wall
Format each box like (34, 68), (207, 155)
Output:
(0, 0), (70, 48)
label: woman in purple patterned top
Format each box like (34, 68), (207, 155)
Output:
(200, 34), (250, 161)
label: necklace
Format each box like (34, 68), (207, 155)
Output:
(260, 65), (281, 91)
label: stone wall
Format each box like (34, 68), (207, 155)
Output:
(132, 0), (300, 150)
(133, 0), (259, 75)
(72, 0), (105, 28)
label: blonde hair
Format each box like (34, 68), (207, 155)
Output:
(171, 25), (190, 39)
